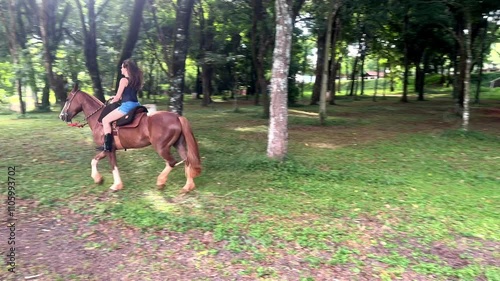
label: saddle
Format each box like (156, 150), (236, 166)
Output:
(98, 103), (148, 127)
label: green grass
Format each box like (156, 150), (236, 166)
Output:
(1, 95), (499, 279)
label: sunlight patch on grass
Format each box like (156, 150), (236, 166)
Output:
(289, 109), (318, 117)
(234, 125), (268, 133)
(305, 142), (342, 149)
(143, 190), (181, 214)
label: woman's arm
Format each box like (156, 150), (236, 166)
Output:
(112, 78), (129, 103)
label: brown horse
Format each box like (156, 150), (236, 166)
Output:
(59, 85), (201, 193)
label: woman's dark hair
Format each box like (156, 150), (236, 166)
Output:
(122, 59), (143, 90)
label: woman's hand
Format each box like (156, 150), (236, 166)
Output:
(106, 96), (115, 105)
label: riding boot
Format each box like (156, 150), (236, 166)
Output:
(103, 133), (113, 152)
(96, 133), (113, 152)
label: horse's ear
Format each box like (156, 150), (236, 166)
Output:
(72, 83), (79, 92)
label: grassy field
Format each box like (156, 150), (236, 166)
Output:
(1, 92), (499, 280)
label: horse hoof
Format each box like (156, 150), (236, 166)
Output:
(157, 184), (165, 190)
(180, 185), (195, 194)
(110, 184), (123, 192)
(95, 177), (104, 185)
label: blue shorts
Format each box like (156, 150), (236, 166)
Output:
(118, 101), (141, 114)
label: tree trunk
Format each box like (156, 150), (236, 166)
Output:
(348, 15), (362, 99)
(401, 13), (409, 103)
(462, 20), (472, 131)
(320, 8), (335, 124)
(27, 55), (39, 106)
(373, 57), (380, 101)
(348, 56), (359, 97)
(39, 0), (57, 106)
(145, 57), (156, 99)
(150, 0), (173, 77)
(267, 0), (293, 160)
(344, 61), (349, 95)
(310, 30), (326, 105)
(42, 76), (51, 109)
(417, 51), (429, 101)
(201, 65), (213, 106)
(75, 0), (105, 102)
(16, 78), (25, 114)
(457, 46), (466, 107)
(115, 0), (146, 91)
(328, 15), (341, 105)
(1, 0), (25, 114)
(169, 0), (195, 115)
(250, 0), (271, 116)
(359, 48), (366, 96)
(337, 57), (342, 94)
(195, 67), (202, 99)
(199, 5), (215, 107)
(415, 55), (424, 101)
(383, 64), (388, 98)
(39, 0), (69, 108)
(474, 24), (488, 104)
(16, 2), (39, 108)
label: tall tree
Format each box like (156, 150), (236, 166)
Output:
(319, 8), (334, 123)
(400, 7), (410, 103)
(38, 0), (70, 107)
(328, 14), (342, 105)
(267, 0), (293, 160)
(169, 0), (195, 115)
(319, 1), (341, 124)
(309, 0), (342, 105)
(443, 0), (500, 130)
(462, 19), (472, 131)
(23, 0), (54, 109)
(17, 0), (42, 108)
(250, 0), (272, 115)
(114, 0), (147, 91)
(310, 28), (326, 105)
(75, 0), (106, 102)
(149, 0), (175, 78)
(0, 0), (25, 114)
(197, 1), (216, 106)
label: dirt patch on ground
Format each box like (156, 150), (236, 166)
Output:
(2, 199), (498, 281)
(4, 202), (355, 281)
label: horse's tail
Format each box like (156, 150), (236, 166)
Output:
(178, 116), (202, 178)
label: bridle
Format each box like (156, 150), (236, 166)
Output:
(62, 90), (105, 128)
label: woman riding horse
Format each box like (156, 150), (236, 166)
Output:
(59, 60), (201, 193)
(100, 59), (143, 151)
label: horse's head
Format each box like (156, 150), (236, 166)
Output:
(59, 84), (84, 123)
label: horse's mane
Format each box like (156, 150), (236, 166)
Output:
(78, 89), (104, 106)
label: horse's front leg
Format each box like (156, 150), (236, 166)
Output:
(108, 150), (123, 192)
(91, 152), (106, 184)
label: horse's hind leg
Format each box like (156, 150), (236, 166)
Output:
(181, 164), (196, 194)
(156, 148), (176, 190)
(91, 152), (106, 185)
(157, 164), (173, 189)
(176, 140), (196, 194)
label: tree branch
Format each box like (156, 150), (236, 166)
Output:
(74, 0), (88, 36)
(96, 0), (112, 18)
(55, 3), (70, 45)
(63, 27), (82, 45)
